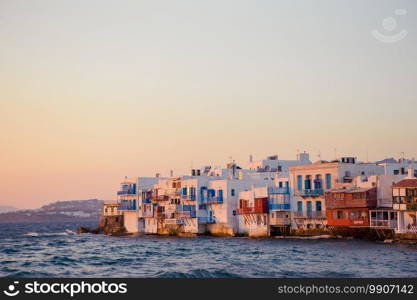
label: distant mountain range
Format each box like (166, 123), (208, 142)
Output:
(0, 205), (18, 213)
(0, 199), (104, 223)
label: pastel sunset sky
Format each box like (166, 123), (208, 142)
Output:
(1, 0), (416, 209)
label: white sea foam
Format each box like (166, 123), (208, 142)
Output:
(23, 232), (39, 237)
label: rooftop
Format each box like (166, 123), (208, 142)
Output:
(392, 179), (417, 188)
(326, 187), (375, 194)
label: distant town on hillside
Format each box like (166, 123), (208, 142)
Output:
(0, 199), (103, 223)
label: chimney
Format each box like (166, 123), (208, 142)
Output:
(249, 155), (253, 163)
(197, 169), (201, 176)
(407, 167), (415, 179)
(191, 169), (196, 176)
(170, 170), (173, 177)
(155, 173), (160, 178)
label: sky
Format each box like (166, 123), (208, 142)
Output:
(0, 0), (416, 209)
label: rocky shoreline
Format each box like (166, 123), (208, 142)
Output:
(76, 216), (417, 245)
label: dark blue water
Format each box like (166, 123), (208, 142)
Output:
(1, 222), (417, 277)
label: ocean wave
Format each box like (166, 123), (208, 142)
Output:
(23, 232), (39, 237)
(22, 230), (74, 237)
(154, 269), (241, 278)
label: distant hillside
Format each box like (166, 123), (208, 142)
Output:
(0, 205), (18, 213)
(0, 199), (104, 223)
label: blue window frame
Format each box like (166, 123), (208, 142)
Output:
(307, 201), (312, 212)
(218, 189), (223, 199)
(326, 174), (332, 189)
(297, 201), (303, 211)
(297, 175), (303, 191)
(316, 201), (322, 212)
(305, 177), (311, 190)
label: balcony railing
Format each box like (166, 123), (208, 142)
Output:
(206, 197), (224, 204)
(118, 205), (136, 211)
(237, 207), (268, 215)
(293, 211), (326, 218)
(151, 195), (169, 201)
(142, 198), (152, 204)
(268, 187), (289, 194)
(165, 218), (183, 225)
(197, 216), (216, 224)
(176, 211), (196, 218)
(117, 189), (136, 195)
(268, 203), (290, 210)
(270, 217), (291, 226)
(297, 189), (324, 197)
(181, 194), (196, 201)
(155, 212), (166, 218)
(142, 211), (153, 217)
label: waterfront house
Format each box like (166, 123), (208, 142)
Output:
(237, 187), (270, 237)
(103, 201), (121, 216)
(391, 177), (417, 234)
(325, 187), (377, 227)
(289, 157), (384, 229)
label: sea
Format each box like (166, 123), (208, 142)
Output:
(1, 222), (417, 278)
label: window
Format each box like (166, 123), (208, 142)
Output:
(278, 166), (282, 172)
(231, 189), (235, 196)
(232, 210), (236, 216)
(325, 174), (332, 189)
(279, 182), (283, 188)
(297, 175), (303, 191)
(316, 201), (322, 212)
(218, 189), (223, 199)
(297, 201), (303, 211)
(307, 201), (312, 212)
(337, 211), (344, 219)
(305, 176), (312, 190)
(394, 169), (399, 175)
(314, 175), (322, 190)
(182, 187), (187, 196)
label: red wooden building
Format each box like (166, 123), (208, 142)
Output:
(237, 197), (268, 214)
(325, 187), (377, 227)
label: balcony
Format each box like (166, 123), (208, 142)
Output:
(117, 189), (136, 195)
(270, 216), (291, 226)
(237, 207), (268, 215)
(155, 212), (166, 218)
(142, 211), (153, 217)
(268, 203), (290, 211)
(176, 211), (196, 218)
(268, 187), (289, 194)
(118, 205), (136, 211)
(142, 198), (152, 204)
(293, 211), (326, 219)
(181, 194), (196, 201)
(165, 218), (183, 225)
(407, 203), (417, 211)
(297, 189), (324, 197)
(151, 195), (169, 201)
(118, 200), (136, 211)
(197, 216), (216, 224)
(206, 196), (224, 204)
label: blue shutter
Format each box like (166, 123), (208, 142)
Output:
(326, 174), (332, 189)
(297, 201), (303, 211)
(297, 175), (302, 191)
(307, 201), (312, 212)
(316, 201), (322, 212)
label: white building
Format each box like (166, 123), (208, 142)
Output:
(289, 157), (385, 229)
